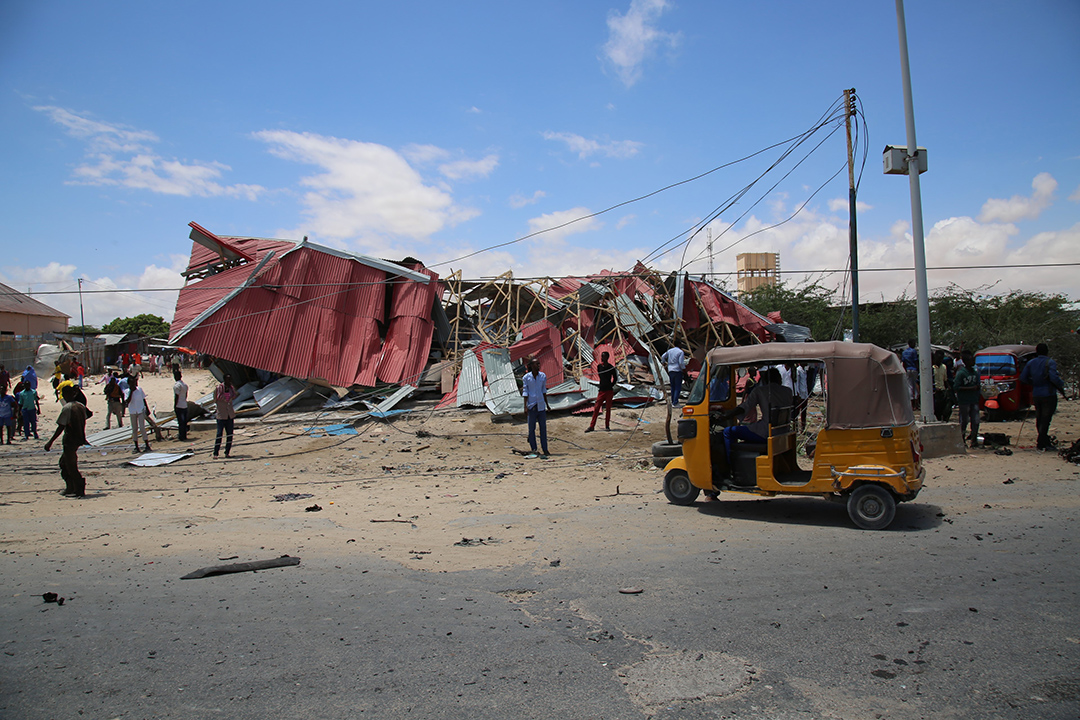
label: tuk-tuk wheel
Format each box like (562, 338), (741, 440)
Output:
(663, 469), (700, 505)
(846, 484), (896, 530)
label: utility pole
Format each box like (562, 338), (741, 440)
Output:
(78, 277), (87, 352)
(706, 227), (714, 281)
(894, 0), (935, 423)
(844, 88), (860, 342)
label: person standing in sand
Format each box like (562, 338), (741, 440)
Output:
(213, 373), (237, 458)
(521, 358), (550, 456)
(104, 372), (125, 429)
(125, 375), (152, 453)
(585, 351), (616, 433)
(45, 384), (89, 497)
(173, 368), (189, 441)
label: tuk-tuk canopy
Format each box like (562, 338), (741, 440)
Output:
(705, 341), (914, 429)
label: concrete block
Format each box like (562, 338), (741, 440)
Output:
(918, 421), (967, 458)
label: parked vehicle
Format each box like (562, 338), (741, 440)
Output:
(975, 344), (1037, 420)
(660, 341), (923, 530)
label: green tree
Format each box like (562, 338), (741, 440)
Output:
(66, 324), (101, 336)
(929, 286), (1077, 351)
(101, 314), (171, 338)
(742, 280), (842, 342)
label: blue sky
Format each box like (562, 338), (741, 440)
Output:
(2, 0), (1078, 326)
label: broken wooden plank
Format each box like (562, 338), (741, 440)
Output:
(180, 555), (300, 580)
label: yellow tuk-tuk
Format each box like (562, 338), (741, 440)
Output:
(661, 341), (924, 530)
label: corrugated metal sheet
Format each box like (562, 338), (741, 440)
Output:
(511, 320), (564, 387)
(482, 348), (522, 415)
(365, 384), (416, 413)
(253, 377), (310, 413)
(612, 294), (654, 335)
(172, 224), (439, 389)
(455, 349), (486, 408)
(692, 281), (770, 341)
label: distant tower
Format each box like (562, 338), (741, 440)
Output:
(736, 252), (779, 297)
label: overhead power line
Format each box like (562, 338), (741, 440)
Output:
(4, 261), (1078, 298)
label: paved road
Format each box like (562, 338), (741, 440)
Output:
(3, 467), (1079, 719)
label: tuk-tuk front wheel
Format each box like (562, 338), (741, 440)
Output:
(664, 469), (700, 505)
(846, 484), (896, 530)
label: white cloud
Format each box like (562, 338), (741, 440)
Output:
(542, 131), (643, 159)
(509, 190), (546, 209)
(253, 130), (480, 245)
(602, 0), (680, 87)
(1, 256), (188, 327)
(827, 197), (873, 214)
(977, 172), (1057, 223)
(1069, 184), (1080, 203)
(656, 190), (1079, 308)
(526, 207), (603, 245)
(616, 214), (637, 230)
(439, 154), (499, 181)
(35, 106), (263, 200)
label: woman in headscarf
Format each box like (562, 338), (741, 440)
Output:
(22, 366), (38, 390)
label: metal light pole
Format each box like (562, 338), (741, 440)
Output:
(894, 0), (935, 423)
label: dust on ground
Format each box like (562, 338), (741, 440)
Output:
(2, 367), (1078, 574)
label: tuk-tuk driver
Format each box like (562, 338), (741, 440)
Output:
(721, 367), (794, 461)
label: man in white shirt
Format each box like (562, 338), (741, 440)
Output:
(659, 344), (687, 406)
(173, 368), (189, 441)
(521, 357), (550, 456)
(125, 375), (152, 453)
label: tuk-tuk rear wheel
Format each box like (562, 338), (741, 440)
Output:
(663, 469), (700, 505)
(846, 484), (896, 530)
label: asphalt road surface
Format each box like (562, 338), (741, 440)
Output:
(3, 465), (1079, 719)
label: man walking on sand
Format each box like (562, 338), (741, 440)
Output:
(125, 375), (152, 453)
(586, 351), (617, 433)
(1020, 342), (1068, 450)
(16, 382), (39, 440)
(954, 350), (981, 448)
(45, 384), (89, 497)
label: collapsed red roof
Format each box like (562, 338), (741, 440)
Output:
(170, 222), (437, 388)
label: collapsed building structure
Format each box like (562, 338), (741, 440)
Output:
(169, 222), (782, 417)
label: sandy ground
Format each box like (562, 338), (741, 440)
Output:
(1, 368), (1078, 575)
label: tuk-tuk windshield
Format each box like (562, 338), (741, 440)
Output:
(976, 354), (1016, 376)
(687, 369), (707, 405)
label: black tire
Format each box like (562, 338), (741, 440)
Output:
(663, 469), (700, 505)
(846, 484), (896, 530)
(652, 457), (671, 469)
(652, 441), (682, 458)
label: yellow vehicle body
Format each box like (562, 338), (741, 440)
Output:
(660, 341), (924, 529)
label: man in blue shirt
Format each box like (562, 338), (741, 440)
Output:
(521, 357), (550, 456)
(660, 343), (686, 407)
(1019, 343), (1068, 450)
(901, 339), (919, 406)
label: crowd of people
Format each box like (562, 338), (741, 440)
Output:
(2, 336), (1072, 499)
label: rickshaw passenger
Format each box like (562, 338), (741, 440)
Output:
(722, 368), (794, 460)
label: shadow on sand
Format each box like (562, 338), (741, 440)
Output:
(694, 495), (944, 532)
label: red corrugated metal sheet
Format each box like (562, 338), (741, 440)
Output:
(172, 226), (438, 388)
(691, 282), (770, 341)
(510, 320), (564, 387)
